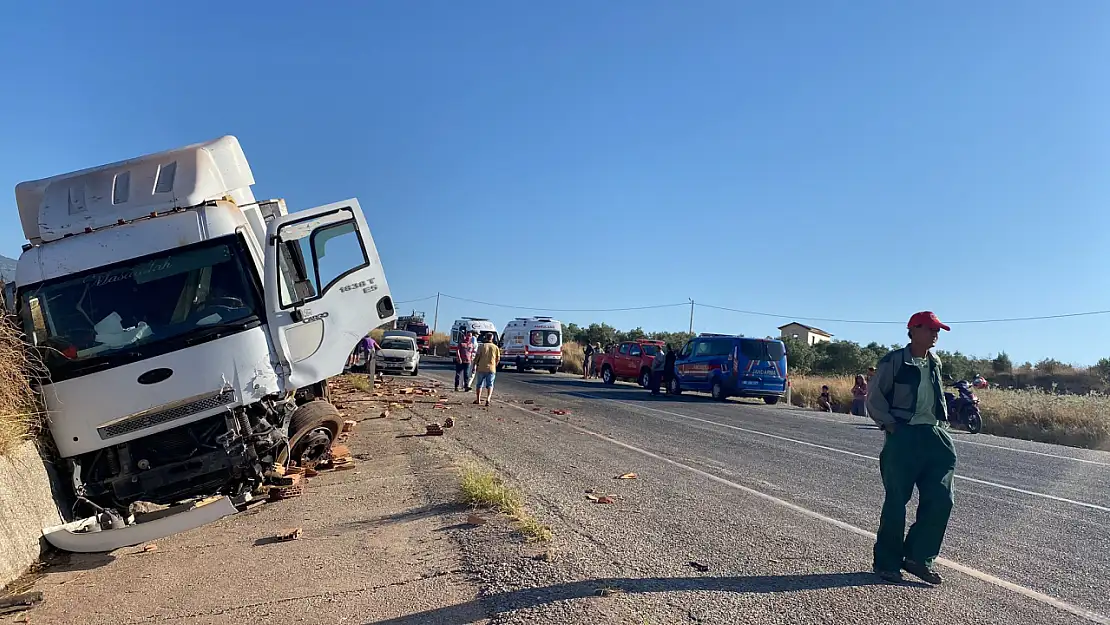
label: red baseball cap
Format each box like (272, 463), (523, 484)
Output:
(907, 311), (950, 331)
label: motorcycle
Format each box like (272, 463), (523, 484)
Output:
(943, 380), (983, 434)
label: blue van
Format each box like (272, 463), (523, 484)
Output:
(669, 334), (788, 403)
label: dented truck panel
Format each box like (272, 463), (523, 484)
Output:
(11, 136), (394, 547)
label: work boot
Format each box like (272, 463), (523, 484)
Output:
(902, 560), (942, 585)
(872, 567), (903, 584)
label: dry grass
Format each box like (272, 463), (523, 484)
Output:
(789, 376), (855, 413)
(560, 342), (585, 375)
(0, 321), (44, 456)
(459, 465), (552, 541)
(428, 332), (450, 356)
(790, 375), (1110, 450)
(345, 374), (372, 393)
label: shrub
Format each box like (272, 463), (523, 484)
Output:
(0, 321), (43, 455)
(561, 342), (584, 375)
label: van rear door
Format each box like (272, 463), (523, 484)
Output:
(738, 339), (787, 394)
(263, 198), (396, 390)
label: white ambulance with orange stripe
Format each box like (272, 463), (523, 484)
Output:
(499, 317), (563, 373)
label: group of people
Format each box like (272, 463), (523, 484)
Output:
(452, 330), (502, 406)
(817, 366), (877, 416)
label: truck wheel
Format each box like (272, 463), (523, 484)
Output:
(548, 367), (558, 374)
(763, 396), (780, 405)
(281, 401), (342, 468)
(602, 366), (615, 385)
(711, 381), (727, 401)
(639, 369), (652, 388)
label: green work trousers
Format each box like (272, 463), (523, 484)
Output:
(873, 424), (957, 572)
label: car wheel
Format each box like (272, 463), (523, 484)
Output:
(516, 357), (526, 372)
(602, 366), (615, 385)
(639, 369), (652, 388)
(409, 366), (419, 376)
(548, 367), (558, 374)
(712, 381), (726, 401)
(763, 396), (779, 405)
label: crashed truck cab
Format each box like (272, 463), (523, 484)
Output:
(13, 136), (395, 551)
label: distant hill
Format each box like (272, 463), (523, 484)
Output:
(0, 255), (16, 282)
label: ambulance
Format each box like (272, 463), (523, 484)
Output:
(500, 317), (563, 373)
(448, 317), (499, 358)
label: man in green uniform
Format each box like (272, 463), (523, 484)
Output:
(865, 311), (957, 585)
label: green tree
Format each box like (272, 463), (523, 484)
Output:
(991, 352), (1013, 374)
(1035, 358), (1065, 375)
(782, 336), (817, 374)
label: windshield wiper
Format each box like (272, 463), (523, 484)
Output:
(183, 316), (262, 346)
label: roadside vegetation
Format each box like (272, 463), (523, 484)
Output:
(460, 465), (552, 541)
(0, 322), (43, 456)
(790, 375), (1110, 451)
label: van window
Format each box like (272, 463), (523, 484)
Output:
(680, 342), (695, 358)
(694, 341), (714, 357)
(740, 338), (786, 361)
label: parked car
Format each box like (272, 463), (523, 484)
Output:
(500, 317), (563, 372)
(595, 339), (665, 388)
(377, 331), (421, 376)
(669, 334), (787, 403)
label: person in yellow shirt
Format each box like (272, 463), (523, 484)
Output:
(473, 332), (502, 406)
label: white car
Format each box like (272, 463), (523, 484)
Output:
(376, 332), (421, 376)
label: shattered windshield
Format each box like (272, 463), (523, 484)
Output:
(19, 235), (263, 380)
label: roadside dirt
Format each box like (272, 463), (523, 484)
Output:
(2, 377), (503, 625)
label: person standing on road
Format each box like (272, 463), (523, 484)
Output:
(360, 334), (380, 389)
(467, 331), (479, 389)
(583, 342), (595, 380)
(649, 345), (666, 395)
(454, 331), (474, 392)
(663, 343), (677, 393)
(866, 311), (956, 586)
(473, 332), (502, 406)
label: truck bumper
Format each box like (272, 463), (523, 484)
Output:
(43, 496), (237, 553)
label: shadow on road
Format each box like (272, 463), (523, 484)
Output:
(339, 502), (470, 530)
(364, 572), (894, 624)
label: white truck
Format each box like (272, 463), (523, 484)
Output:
(12, 136), (396, 551)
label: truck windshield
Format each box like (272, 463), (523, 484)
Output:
(19, 236), (263, 381)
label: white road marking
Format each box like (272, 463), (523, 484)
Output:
(953, 438), (1110, 468)
(570, 393), (1110, 514)
(499, 400), (1110, 625)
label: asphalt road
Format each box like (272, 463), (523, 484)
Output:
(421, 359), (1110, 625)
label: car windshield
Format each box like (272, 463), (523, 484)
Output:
(381, 338), (414, 350)
(19, 236), (261, 380)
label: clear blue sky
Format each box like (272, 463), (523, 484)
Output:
(2, 1), (1108, 365)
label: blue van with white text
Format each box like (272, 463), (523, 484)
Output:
(669, 334), (788, 403)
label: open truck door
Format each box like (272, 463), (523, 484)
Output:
(264, 199), (396, 390)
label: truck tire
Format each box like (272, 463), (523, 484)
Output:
(763, 396), (780, 405)
(548, 367), (558, 374)
(281, 401), (343, 468)
(639, 369), (652, 389)
(602, 365), (615, 385)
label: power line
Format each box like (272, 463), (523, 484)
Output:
(394, 294), (438, 305)
(403, 291), (1110, 326)
(439, 293), (688, 313)
(696, 302), (1110, 326)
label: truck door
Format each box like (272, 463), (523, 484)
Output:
(264, 199), (396, 390)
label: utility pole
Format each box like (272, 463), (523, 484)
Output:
(688, 298), (695, 335)
(432, 292), (441, 334)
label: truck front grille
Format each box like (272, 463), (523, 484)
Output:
(98, 390), (237, 440)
